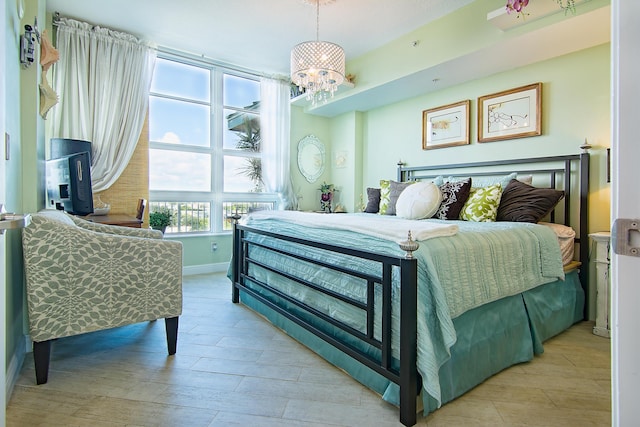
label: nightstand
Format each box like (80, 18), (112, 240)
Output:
(590, 232), (611, 338)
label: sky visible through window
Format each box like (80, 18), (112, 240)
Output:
(149, 58), (261, 193)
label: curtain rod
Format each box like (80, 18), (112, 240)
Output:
(52, 12), (289, 83)
(156, 46), (288, 82)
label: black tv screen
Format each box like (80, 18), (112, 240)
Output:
(50, 138), (92, 162)
(46, 152), (94, 215)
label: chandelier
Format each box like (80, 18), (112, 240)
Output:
(290, 0), (345, 105)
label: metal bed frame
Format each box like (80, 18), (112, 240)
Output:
(231, 151), (590, 426)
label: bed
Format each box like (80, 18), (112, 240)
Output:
(229, 151), (590, 426)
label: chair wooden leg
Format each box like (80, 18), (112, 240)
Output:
(33, 340), (52, 385)
(165, 317), (178, 355)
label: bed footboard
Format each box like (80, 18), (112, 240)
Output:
(231, 223), (419, 427)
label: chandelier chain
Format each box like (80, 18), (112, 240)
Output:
(316, 0), (320, 41)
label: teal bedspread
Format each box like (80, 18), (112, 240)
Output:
(238, 213), (567, 408)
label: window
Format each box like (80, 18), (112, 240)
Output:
(149, 55), (276, 234)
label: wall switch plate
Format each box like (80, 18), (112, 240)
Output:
(211, 242), (218, 252)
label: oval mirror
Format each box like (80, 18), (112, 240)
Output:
(297, 135), (325, 183)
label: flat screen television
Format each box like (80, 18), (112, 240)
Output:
(46, 152), (94, 215)
(50, 138), (92, 162)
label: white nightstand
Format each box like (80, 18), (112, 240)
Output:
(590, 232), (611, 338)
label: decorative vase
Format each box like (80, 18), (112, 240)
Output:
(151, 225), (167, 234)
(320, 191), (333, 213)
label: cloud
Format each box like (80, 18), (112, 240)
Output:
(159, 132), (181, 144)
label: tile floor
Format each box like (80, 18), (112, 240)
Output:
(6, 273), (611, 426)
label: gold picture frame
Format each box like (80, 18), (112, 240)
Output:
(478, 83), (542, 143)
(422, 100), (470, 150)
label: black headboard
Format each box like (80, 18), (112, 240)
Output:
(397, 151), (590, 318)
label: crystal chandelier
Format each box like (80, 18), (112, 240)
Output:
(291, 0), (345, 106)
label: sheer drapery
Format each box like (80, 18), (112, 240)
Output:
(50, 18), (156, 192)
(260, 77), (297, 210)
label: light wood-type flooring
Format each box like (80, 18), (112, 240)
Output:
(6, 273), (611, 426)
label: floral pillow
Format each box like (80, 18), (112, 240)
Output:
(434, 178), (472, 220)
(379, 180), (391, 214)
(459, 183), (503, 222)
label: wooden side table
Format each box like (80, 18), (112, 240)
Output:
(83, 214), (143, 228)
(590, 231), (611, 338)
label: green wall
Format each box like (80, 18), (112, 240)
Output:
(4, 0), (47, 385)
(4, 0), (24, 378)
(290, 108), (331, 212)
(360, 44), (610, 233)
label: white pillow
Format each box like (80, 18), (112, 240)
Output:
(395, 181), (443, 220)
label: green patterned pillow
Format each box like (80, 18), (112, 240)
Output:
(379, 180), (391, 214)
(460, 184), (503, 222)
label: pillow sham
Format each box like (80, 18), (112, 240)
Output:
(396, 181), (442, 220)
(447, 172), (516, 190)
(460, 183), (503, 222)
(433, 178), (472, 220)
(497, 179), (565, 223)
(539, 222), (576, 266)
(518, 175), (533, 185)
(364, 187), (381, 213)
(472, 172), (516, 190)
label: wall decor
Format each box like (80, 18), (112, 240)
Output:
(334, 150), (348, 168)
(297, 134), (325, 183)
(478, 82), (542, 143)
(422, 100), (470, 150)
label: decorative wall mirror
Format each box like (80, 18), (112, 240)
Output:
(297, 135), (325, 183)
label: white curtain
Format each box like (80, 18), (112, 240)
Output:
(50, 18), (156, 192)
(260, 77), (297, 210)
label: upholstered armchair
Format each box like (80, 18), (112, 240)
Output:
(22, 210), (183, 384)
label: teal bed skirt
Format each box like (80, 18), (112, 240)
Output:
(236, 269), (584, 417)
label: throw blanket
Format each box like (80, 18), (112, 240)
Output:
(244, 211), (458, 242)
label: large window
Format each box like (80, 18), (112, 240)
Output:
(149, 56), (276, 234)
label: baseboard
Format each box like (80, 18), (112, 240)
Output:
(6, 335), (28, 400)
(183, 262), (230, 276)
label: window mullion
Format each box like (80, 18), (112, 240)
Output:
(212, 67), (224, 233)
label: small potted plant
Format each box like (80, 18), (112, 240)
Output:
(149, 206), (173, 233)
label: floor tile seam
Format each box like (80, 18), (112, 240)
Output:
(234, 377), (368, 405)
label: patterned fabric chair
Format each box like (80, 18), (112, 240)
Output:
(22, 210), (183, 384)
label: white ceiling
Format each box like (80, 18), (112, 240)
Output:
(45, 0), (476, 76)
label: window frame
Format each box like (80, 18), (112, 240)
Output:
(149, 52), (277, 235)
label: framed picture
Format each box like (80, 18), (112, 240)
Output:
(422, 100), (470, 150)
(478, 83), (542, 142)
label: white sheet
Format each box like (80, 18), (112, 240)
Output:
(539, 222), (576, 266)
(243, 211), (458, 243)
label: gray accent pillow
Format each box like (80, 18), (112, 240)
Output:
(386, 181), (413, 216)
(364, 187), (381, 213)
